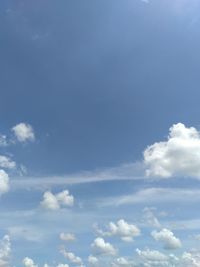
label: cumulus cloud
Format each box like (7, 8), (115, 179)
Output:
(41, 190), (74, 210)
(12, 123), (35, 143)
(60, 249), (83, 265)
(144, 123), (200, 178)
(0, 170), (10, 195)
(91, 237), (117, 256)
(56, 264), (69, 267)
(0, 235), (11, 267)
(23, 257), (38, 267)
(0, 155), (16, 169)
(136, 248), (172, 267)
(111, 257), (135, 267)
(60, 232), (75, 242)
(151, 228), (182, 250)
(96, 219), (140, 242)
(88, 255), (98, 266)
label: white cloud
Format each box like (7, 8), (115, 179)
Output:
(57, 264), (69, 267)
(151, 229), (182, 250)
(111, 257), (135, 267)
(91, 237), (117, 256)
(0, 235), (11, 267)
(0, 170), (10, 195)
(41, 190), (74, 210)
(88, 255), (98, 266)
(23, 257), (38, 267)
(100, 187), (200, 207)
(144, 123), (200, 178)
(60, 232), (75, 242)
(12, 123), (35, 142)
(96, 219), (140, 242)
(136, 248), (172, 267)
(61, 249), (83, 265)
(0, 155), (16, 169)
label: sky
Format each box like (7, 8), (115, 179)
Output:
(1, 0), (200, 266)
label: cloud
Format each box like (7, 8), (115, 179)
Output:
(136, 248), (172, 267)
(0, 170), (10, 195)
(111, 257), (135, 267)
(40, 190), (74, 210)
(60, 232), (75, 242)
(142, 207), (161, 228)
(91, 237), (117, 256)
(0, 235), (11, 267)
(151, 228), (182, 250)
(23, 257), (38, 267)
(100, 187), (200, 207)
(12, 123), (35, 143)
(88, 255), (98, 266)
(144, 123), (200, 178)
(96, 219), (140, 242)
(0, 135), (8, 147)
(0, 155), (16, 169)
(60, 249), (83, 265)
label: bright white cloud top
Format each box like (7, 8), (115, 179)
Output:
(12, 123), (35, 143)
(144, 123), (200, 178)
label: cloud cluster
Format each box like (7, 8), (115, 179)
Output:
(41, 190), (74, 210)
(96, 219), (140, 242)
(144, 123), (200, 178)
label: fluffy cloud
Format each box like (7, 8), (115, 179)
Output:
(12, 123), (35, 142)
(60, 249), (83, 265)
(23, 257), (38, 267)
(91, 237), (117, 256)
(41, 190), (74, 210)
(151, 229), (182, 249)
(136, 248), (172, 267)
(96, 219), (140, 242)
(144, 123), (200, 178)
(0, 235), (11, 267)
(60, 232), (75, 242)
(111, 257), (135, 267)
(0, 170), (10, 195)
(88, 255), (98, 266)
(0, 155), (16, 169)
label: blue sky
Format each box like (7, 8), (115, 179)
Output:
(1, 0), (200, 266)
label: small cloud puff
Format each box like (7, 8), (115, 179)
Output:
(91, 237), (117, 256)
(60, 249), (83, 265)
(151, 228), (182, 250)
(60, 232), (75, 242)
(96, 219), (140, 242)
(41, 190), (74, 210)
(12, 123), (35, 143)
